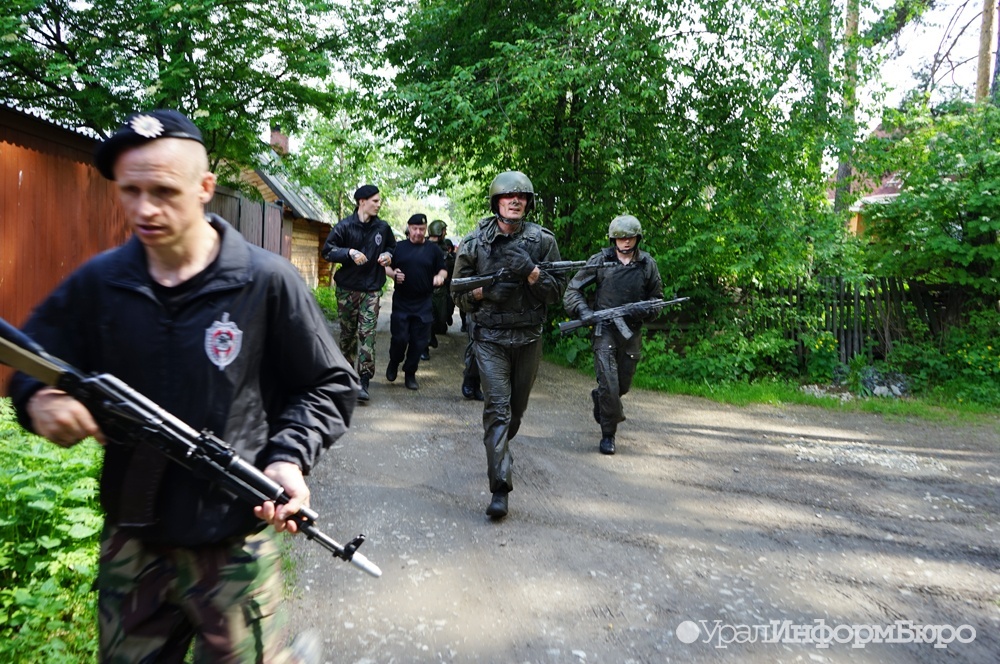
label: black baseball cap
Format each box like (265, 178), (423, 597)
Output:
(94, 109), (204, 180)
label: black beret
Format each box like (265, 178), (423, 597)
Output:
(353, 184), (380, 201)
(94, 109), (204, 180)
(407, 213), (428, 226)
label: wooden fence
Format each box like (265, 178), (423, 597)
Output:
(763, 277), (954, 364)
(206, 186), (285, 257)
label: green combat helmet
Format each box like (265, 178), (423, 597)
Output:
(608, 214), (643, 241)
(428, 219), (447, 237)
(489, 171), (535, 214)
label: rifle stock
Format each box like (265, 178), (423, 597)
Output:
(0, 317), (381, 578)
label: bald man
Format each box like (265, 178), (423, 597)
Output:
(9, 109), (356, 663)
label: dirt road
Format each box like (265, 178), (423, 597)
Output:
(287, 294), (1000, 663)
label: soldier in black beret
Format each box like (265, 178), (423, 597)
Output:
(321, 183), (396, 401)
(12, 108), (354, 662)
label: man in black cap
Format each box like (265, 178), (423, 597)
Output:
(384, 214), (447, 389)
(322, 184), (396, 401)
(9, 109), (357, 663)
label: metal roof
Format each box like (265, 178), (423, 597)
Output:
(255, 150), (335, 225)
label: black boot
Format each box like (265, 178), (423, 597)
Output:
(358, 375), (370, 402)
(462, 376), (476, 400)
(486, 492), (508, 519)
(385, 362), (398, 382)
(599, 436), (615, 455)
(405, 373), (419, 390)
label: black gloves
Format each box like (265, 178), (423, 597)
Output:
(577, 306), (597, 324)
(623, 302), (654, 319)
(505, 245), (536, 278)
(482, 282), (519, 303)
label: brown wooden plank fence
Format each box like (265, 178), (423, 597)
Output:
(765, 277), (948, 365)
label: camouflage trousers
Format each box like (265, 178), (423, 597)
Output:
(97, 525), (298, 664)
(336, 286), (381, 378)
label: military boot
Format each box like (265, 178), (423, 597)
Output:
(486, 491), (509, 519)
(599, 436), (615, 455)
(358, 375), (370, 402)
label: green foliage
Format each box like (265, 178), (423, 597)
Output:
(803, 330), (841, 383)
(0, 400), (102, 663)
(884, 308), (1000, 406)
(0, 0), (346, 183)
(361, 0), (861, 288)
(856, 100), (1000, 301)
(312, 286), (338, 321)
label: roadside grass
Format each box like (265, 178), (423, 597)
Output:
(0, 398), (309, 662)
(0, 399), (101, 664)
(546, 352), (1000, 430)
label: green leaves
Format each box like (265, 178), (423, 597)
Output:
(857, 101), (1000, 300)
(0, 400), (102, 662)
(1, 0), (347, 183)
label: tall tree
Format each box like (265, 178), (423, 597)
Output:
(357, 0), (859, 294)
(0, 0), (345, 181)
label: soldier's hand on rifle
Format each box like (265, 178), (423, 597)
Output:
(505, 245), (536, 279)
(27, 387), (104, 447)
(254, 461), (310, 534)
(482, 282), (519, 303)
(578, 306), (597, 324)
(627, 302), (657, 319)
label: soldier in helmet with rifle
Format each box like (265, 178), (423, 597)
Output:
(427, 219), (456, 355)
(564, 215), (664, 455)
(451, 171), (567, 519)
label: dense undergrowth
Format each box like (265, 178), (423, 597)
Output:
(0, 400), (102, 663)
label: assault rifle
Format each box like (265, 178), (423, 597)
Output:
(451, 261), (616, 293)
(0, 317), (381, 578)
(559, 297), (689, 340)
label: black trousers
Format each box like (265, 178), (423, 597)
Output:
(389, 312), (431, 374)
(474, 337), (542, 494)
(593, 327), (642, 437)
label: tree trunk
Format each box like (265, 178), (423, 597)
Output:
(834, 0), (859, 212)
(977, 0), (995, 101)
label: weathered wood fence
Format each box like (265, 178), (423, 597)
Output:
(764, 277), (954, 364)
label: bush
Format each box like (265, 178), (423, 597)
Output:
(802, 330), (840, 384)
(0, 399), (101, 663)
(312, 286), (338, 321)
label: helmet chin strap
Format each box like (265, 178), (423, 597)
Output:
(614, 240), (637, 255)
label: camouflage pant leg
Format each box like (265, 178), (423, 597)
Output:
(336, 286), (362, 369)
(97, 526), (300, 664)
(355, 290), (381, 378)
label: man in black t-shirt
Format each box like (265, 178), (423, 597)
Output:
(384, 214), (447, 389)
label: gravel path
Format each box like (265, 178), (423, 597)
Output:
(286, 293), (1000, 663)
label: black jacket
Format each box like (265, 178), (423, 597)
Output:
(10, 215), (358, 546)
(563, 246), (664, 332)
(322, 211), (396, 292)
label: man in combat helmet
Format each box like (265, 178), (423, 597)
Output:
(427, 219), (456, 354)
(563, 215), (663, 455)
(451, 171), (566, 519)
